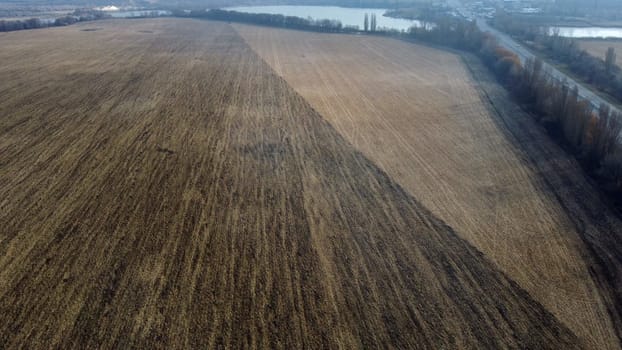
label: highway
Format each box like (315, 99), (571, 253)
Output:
(476, 19), (608, 110)
(449, 0), (616, 112)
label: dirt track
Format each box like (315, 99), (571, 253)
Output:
(235, 24), (622, 349)
(0, 18), (617, 348)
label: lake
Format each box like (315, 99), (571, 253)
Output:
(552, 27), (622, 38)
(109, 10), (171, 18)
(223, 6), (425, 31)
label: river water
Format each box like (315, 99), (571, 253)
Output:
(108, 10), (171, 18)
(223, 5), (424, 31)
(552, 26), (622, 38)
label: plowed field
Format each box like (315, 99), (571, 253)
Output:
(1, 18), (621, 348)
(235, 24), (622, 349)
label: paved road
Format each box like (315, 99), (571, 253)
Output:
(449, 0), (614, 112)
(476, 19), (608, 110)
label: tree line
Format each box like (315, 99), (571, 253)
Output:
(492, 12), (622, 103)
(184, 9), (356, 33)
(408, 18), (622, 198)
(0, 10), (109, 32)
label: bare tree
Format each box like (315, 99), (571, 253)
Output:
(591, 104), (622, 160)
(370, 13), (377, 32)
(605, 47), (616, 74)
(560, 85), (591, 149)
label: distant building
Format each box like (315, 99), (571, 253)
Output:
(520, 7), (542, 13)
(500, 0), (544, 13)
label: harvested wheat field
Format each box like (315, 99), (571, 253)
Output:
(579, 38), (622, 65)
(0, 17), (620, 348)
(235, 24), (622, 349)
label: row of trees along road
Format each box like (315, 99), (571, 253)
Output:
(492, 11), (622, 103)
(408, 18), (622, 198)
